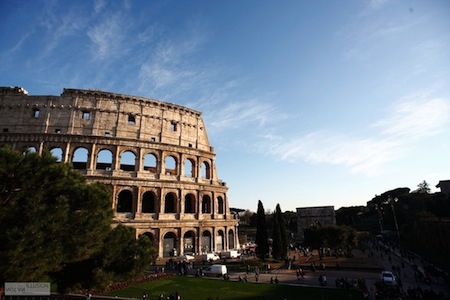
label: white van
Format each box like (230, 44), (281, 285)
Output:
(203, 264), (227, 277)
(201, 253), (220, 262)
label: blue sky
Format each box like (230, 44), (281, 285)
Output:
(1, 0), (450, 212)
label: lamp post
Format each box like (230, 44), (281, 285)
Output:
(375, 204), (384, 232)
(387, 196), (400, 240)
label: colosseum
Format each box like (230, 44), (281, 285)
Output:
(0, 86), (239, 258)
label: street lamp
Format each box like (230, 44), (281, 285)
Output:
(386, 196), (400, 240)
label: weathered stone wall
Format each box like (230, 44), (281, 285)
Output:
(0, 86), (239, 258)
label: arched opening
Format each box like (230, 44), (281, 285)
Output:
(164, 192), (177, 213)
(228, 229), (235, 249)
(201, 161), (210, 179)
(143, 153), (157, 173)
(24, 146), (36, 154)
(117, 190), (133, 213)
(202, 195), (211, 214)
(163, 232), (177, 257)
(217, 230), (225, 251)
(184, 194), (196, 213)
(72, 147), (88, 170)
(184, 158), (195, 177)
(164, 155), (177, 175)
(96, 149), (113, 170)
(142, 232), (155, 247)
(201, 230), (212, 253)
(50, 147), (63, 162)
(142, 191), (156, 213)
(120, 150), (136, 171)
(183, 231), (196, 255)
(217, 196), (224, 214)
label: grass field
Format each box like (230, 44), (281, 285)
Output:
(105, 276), (363, 300)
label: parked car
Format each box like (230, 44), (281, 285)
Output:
(381, 270), (396, 285)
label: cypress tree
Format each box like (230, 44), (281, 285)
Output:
(271, 209), (282, 259)
(276, 204), (288, 259)
(255, 200), (269, 259)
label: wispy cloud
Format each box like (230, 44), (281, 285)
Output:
(87, 13), (128, 60)
(207, 99), (277, 132)
(268, 95), (450, 175)
(374, 98), (449, 138)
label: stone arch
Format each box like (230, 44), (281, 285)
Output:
(184, 158), (195, 177)
(184, 193), (196, 213)
(183, 230), (196, 255)
(202, 195), (211, 214)
(117, 189), (133, 213)
(164, 192), (177, 213)
(96, 149), (113, 170)
(50, 147), (63, 162)
(164, 154), (177, 175)
(201, 160), (211, 179)
(72, 147), (89, 170)
(217, 229), (225, 251)
(24, 146), (37, 154)
(142, 232), (155, 247)
(163, 231), (177, 257)
(228, 229), (235, 249)
(143, 152), (157, 173)
(120, 150), (136, 171)
(201, 230), (212, 253)
(217, 196), (224, 214)
(142, 190), (156, 213)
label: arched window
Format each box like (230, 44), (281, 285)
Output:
(217, 196), (224, 214)
(72, 147), (88, 170)
(201, 231), (212, 253)
(96, 149), (113, 170)
(117, 190), (133, 213)
(184, 194), (196, 213)
(228, 229), (235, 249)
(202, 195), (211, 214)
(183, 231), (196, 255)
(165, 155), (177, 175)
(217, 230), (225, 251)
(50, 147), (63, 162)
(201, 161), (211, 179)
(184, 158), (195, 177)
(142, 191), (156, 213)
(143, 153), (157, 173)
(163, 232), (177, 257)
(120, 150), (136, 171)
(164, 192), (177, 213)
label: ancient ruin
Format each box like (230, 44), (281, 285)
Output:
(0, 86), (239, 258)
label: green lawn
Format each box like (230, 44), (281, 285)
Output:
(105, 276), (363, 300)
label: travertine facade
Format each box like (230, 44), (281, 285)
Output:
(0, 86), (239, 258)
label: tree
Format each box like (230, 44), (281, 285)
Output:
(0, 147), (156, 289)
(417, 180), (431, 193)
(271, 210), (282, 259)
(276, 204), (288, 259)
(255, 200), (269, 259)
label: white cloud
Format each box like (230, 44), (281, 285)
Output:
(207, 100), (277, 132)
(374, 98), (450, 138)
(269, 96), (450, 176)
(87, 14), (128, 60)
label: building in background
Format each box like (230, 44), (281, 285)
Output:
(296, 206), (336, 241)
(0, 86), (239, 258)
(436, 180), (450, 196)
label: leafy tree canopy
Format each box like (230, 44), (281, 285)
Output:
(0, 147), (156, 289)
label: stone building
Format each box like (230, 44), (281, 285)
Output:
(0, 86), (239, 258)
(296, 206), (336, 241)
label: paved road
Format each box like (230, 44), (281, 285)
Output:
(222, 244), (449, 299)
